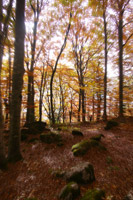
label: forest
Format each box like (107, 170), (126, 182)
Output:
(0, 0), (133, 200)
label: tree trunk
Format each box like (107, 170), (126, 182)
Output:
(92, 93), (95, 121)
(103, 9), (108, 121)
(118, 10), (124, 118)
(50, 12), (72, 124)
(81, 87), (85, 122)
(50, 72), (55, 124)
(8, 0), (25, 162)
(0, 0), (7, 170)
(78, 88), (81, 122)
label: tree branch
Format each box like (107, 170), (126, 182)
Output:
(123, 33), (133, 47)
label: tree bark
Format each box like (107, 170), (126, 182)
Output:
(8, 0), (25, 162)
(0, 0), (13, 169)
(103, 9), (108, 121)
(78, 88), (81, 122)
(118, 9), (124, 118)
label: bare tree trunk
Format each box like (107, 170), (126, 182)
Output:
(81, 87), (85, 122)
(8, 0), (25, 162)
(103, 9), (108, 121)
(50, 12), (72, 124)
(92, 93), (95, 121)
(0, 0), (13, 169)
(39, 65), (47, 122)
(118, 9), (124, 118)
(78, 88), (81, 122)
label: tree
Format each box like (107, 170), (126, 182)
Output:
(8, 0), (25, 162)
(25, 0), (44, 124)
(0, 0), (13, 169)
(111, 0), (132, 118)
(50, 12), (72, 124)
(89, 0), (108, 121)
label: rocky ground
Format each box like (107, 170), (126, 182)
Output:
(0, 118), (133, 200)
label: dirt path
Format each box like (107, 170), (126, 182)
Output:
(0, 122), (133, 200)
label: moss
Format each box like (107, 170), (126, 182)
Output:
(72, 138), (106, 156)
(72, 140), (90, 156)
(81, 188), (105, 200)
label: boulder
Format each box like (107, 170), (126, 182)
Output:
(104, 120), (118, 130)
(72, 129), (83, 136)
(21, 133), (28, 141)
(65, 162), (95, 184)
(72, 138), (106, 156)
(72, 140), (90, 156)
(59, 182), (80, 200)
(81, 188), (105, 200)
(40, 132), (62, 144)
(24, 121), (47, 134)
(124, 190), (133, 200)
(90, 134), (104, 142)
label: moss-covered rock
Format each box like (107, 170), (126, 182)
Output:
(81, 188), (105, 200)
(40, 132), (62, 144)
(72, 140), (90, 156)
(59, 182), (80, 200)
(90, 134), (104, 142)
(65, 162), (95, 184)
(104, 120), (119, 130)
(72, 129), (83, 136)
(72, 138), (106, 156)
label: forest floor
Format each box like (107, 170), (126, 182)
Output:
(0, 117), (133, 200)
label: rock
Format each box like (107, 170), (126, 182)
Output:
(72, 139), (106, 156)
(65, 162), (95, 184)
(21, 133), (28, 141)
(52, 170), (65, 178)
(104, 120), (118, 130)
(124, 190), (133, 200)
(24, 121), (47, 134)
(72, 140), (90, 156)
(81, 188), (105, 200)
(28, 138), (39, 143)
(59, 182), (80, 200)
(40, 132), (62, 144)
(21, 128), (30, 135)
(90, 134), (104, 141)
(72, 129), (83, 136)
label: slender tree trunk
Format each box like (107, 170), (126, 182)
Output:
(103, 9), (108, 121)
(0, 46), (7, 169)
(50, 72), (55, 124)
(118, 10), (124, 118)
(92, 93), (95, 121)
(97, 92), (101, 121)
(69, 97), (73, 123)
(8, 0), (25, 162)
(50, 12), (72, 124)
(78, 88), (81, 122)
(81, 87), (85, 122)
(8, 45), (12, 107)
(0, 0), (7, 170)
